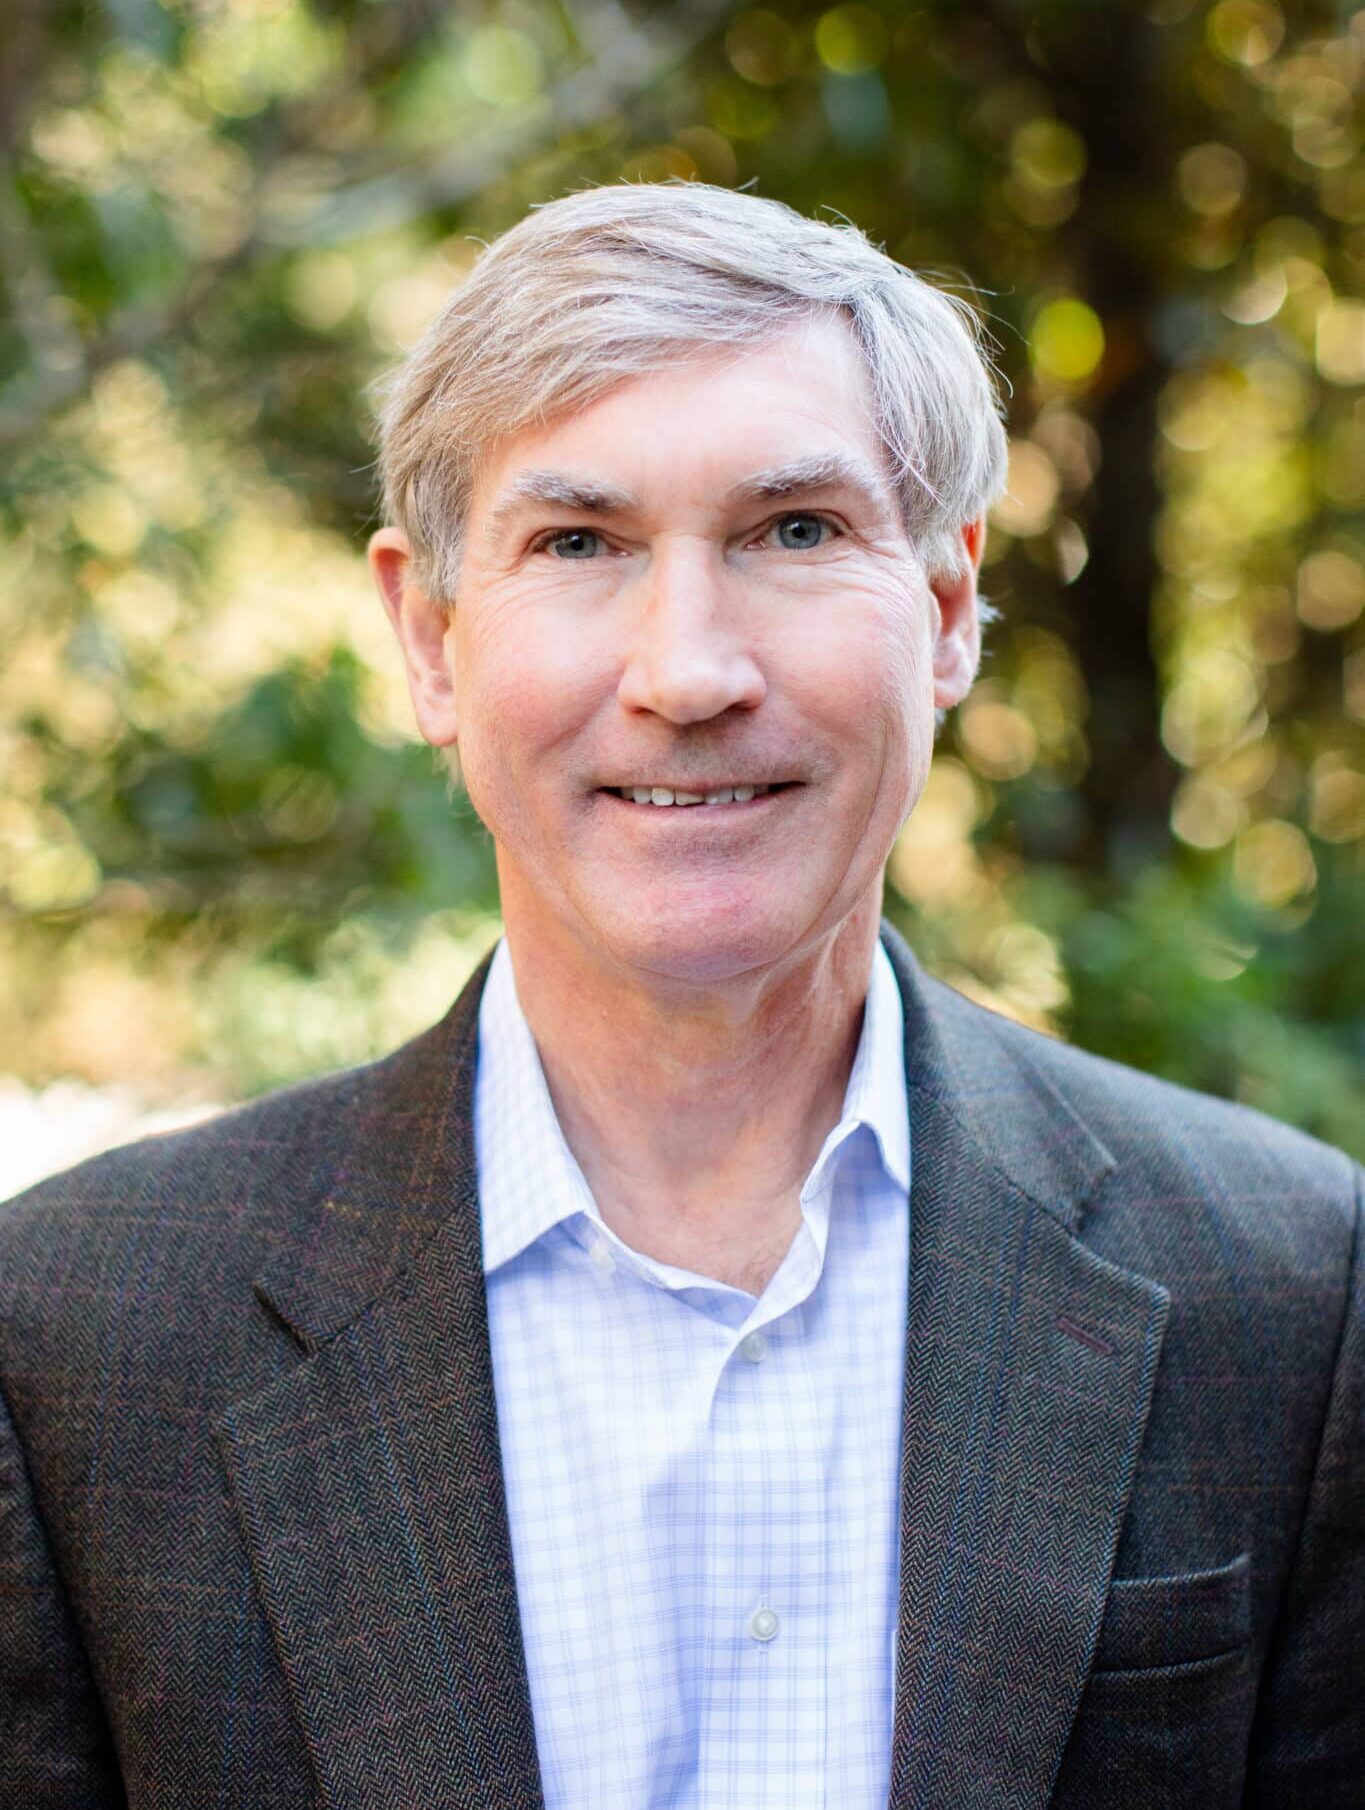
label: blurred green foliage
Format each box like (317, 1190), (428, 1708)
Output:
(0, 0), (1361, 1153)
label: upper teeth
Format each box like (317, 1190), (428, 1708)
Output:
(617, 784), (771, 806)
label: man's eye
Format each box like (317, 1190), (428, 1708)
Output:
(771, 513), (835, 551)
(540, 528), (603, 560)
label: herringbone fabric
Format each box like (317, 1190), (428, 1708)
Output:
(0, 920), (1360, 1810)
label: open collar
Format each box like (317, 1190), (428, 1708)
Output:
(250, 919), (1112, 1351)
(475, 932), (911, 1279)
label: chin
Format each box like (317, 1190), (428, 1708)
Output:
(592, 894), (803, 980)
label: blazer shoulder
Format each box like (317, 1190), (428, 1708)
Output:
(0, 1044), (412, 1284)
(927, 975), (1361, 1269)
(1045, 1019), (1353, 1199)
(0, 950), (493, 1381)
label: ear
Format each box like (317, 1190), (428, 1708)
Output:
(928, 516), (986, 711)
(367, 527), (460, 748)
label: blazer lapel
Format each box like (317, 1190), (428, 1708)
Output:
(880, 922), (1170, 1810)
(214, 946), (544, 1810)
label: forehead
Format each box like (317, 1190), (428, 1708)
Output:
(468, 314), (893, 524)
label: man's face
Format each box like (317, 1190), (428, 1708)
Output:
(376, 313), (982, 984)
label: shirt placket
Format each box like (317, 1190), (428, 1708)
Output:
(694, 1215), (830, 1810)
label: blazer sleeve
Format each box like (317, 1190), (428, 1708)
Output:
(1246, 1166), (1365, 1808)
(0, 1374), (125, 1809)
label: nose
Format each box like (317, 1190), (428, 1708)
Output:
(615, 539), (766, 724)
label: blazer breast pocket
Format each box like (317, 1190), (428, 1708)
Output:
(1052, 1554), (1257, 1810)
(1092, 1550), (1251, 1674)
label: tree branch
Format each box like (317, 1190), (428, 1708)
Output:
(0, 0), (732, 451)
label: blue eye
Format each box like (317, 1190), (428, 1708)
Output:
(774, 514), (830, 550)
(545, 528), (602, 559)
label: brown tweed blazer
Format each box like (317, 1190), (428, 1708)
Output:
(1, 920), (1361, 1808)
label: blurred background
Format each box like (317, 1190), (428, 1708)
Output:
(1, 0), (1362, 1194)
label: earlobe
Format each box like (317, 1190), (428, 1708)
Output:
(366, 527), (461, 748)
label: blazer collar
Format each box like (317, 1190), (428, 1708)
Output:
(252, 918), (1113, 1351)
(250, 939), (497, 1352)
(880, 918), (1116, 1235)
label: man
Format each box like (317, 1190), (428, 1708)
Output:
(0, 184), (1359, 1810)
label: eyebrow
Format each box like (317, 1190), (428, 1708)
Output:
(482, 471), (637, 547)
(734, 452), (892, 509)
(481, 451), (894, 547)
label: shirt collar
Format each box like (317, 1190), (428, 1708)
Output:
(475, 932), (910, 1277)
(807, 931), (910, 1201)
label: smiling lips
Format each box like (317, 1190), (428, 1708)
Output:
(604, 782), (796, 808)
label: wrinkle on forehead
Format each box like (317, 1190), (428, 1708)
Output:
(473, 315), (901, 550)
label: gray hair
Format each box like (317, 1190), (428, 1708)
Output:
(374, 183), (1008, 598)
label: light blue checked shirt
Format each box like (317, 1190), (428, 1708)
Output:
(475, 935), (911, 1810)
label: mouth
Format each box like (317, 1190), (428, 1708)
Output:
(595, 782), (801, 811)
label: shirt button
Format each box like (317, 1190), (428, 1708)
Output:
(749, 1606), (780, 1642)
(740, 1331), (769, 1364)
(588, 1238), (615, 1274)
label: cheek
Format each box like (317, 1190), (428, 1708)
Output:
(804, 571), (934, 727)
(877, 579), (938, 741)
(777, 614), (931, 850)
(457, 594), (580, 757)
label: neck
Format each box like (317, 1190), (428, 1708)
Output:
(499, 888), (882, 1292)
